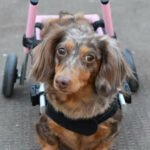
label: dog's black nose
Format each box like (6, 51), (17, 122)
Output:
(55, 76), (71, 89)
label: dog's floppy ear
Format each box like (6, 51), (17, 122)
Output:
(31, 26), (65, 82)
(95, 35), (130, 96)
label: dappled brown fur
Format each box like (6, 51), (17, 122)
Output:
(31, 12), (131, 150)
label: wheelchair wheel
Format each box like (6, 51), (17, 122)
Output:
(2, 53), (18, 97)
(123, 49), (139, 92)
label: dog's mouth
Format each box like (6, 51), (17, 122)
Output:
(53, 86), (72, 95)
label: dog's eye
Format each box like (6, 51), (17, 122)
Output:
(85, 54), (95, 63)
(57, 48), (67, 56)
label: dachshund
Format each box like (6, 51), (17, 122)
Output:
(31, 12), (131, 150)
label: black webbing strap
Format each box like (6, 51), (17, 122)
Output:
(46, 98), (119, 136)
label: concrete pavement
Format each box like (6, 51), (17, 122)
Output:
(0, 0), (150, 150)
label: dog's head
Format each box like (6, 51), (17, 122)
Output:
(32, 15), (130, 97)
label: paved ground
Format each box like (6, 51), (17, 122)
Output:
(0, 0), (150, 150)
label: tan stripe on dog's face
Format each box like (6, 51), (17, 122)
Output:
(65, 39), (74, 51)
(80, 46), (90, 57)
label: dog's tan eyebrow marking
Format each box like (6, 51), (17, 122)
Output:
(65, 39), (74, 51)
(80, 46), (90, 57)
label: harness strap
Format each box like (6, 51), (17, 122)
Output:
(46, 97), (120, 136)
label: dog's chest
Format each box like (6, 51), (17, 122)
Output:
(48, 118), (113, 150)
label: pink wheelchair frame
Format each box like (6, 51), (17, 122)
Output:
(2, 0), (139, 113)
(25, 0), (114, 50)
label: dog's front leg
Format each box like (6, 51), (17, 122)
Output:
(36, 115), (59, 150)
(94, 141), (113, 150)
(42, 144), (59, 150)
(95, 146), (109, 150)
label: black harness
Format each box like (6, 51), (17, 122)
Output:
(46, 96), (121, 136)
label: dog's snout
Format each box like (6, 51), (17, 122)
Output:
(55, 76), (71, 89)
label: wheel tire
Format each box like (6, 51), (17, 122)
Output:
(2, 53), (18, 97)
(123, 49), (139, 92)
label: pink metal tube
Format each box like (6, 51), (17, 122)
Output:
(101, 2), (114, 36)
(24, 2), (37, 53)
